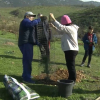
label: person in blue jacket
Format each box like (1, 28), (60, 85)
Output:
(18, 11), (41, 83)
(80, 26), (97, 68)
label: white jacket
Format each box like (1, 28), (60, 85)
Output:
(53, 20), (79, 51)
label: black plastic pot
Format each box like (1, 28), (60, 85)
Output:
(57, 79), (74, 98)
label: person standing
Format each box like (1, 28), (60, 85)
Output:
(18, 11), (41, 83)
(80, 26), (97, 68)
(49, 13), (79, 82)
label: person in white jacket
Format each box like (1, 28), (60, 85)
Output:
(49, 13), (79, 82)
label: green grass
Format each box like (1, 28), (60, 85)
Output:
(0, 32), (100, 100)
(0, 5), (100, 100)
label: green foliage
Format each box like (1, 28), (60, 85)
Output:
(9, 6), (85, 18)
(67, 6), (100, 38)
(10, 9), (25, 18)
(0, 0), (100, 7)
(2, 5), (100, 38)
(0, 6), (85, 35)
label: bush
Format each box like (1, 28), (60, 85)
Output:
(10, 9), (25, 18)
(0, 16), (20, 35)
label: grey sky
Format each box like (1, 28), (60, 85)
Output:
(80, 0), (100, 2)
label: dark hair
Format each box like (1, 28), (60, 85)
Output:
(88, 26), (93, 30)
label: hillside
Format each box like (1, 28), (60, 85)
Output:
(67, 6), (100, 35)
(9, 6), (85, 18)
(0, 5), (100, 38)
(0, 0), (100, 7)
(0, 6), (85, 35)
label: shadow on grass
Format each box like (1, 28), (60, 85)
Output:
(78, 52), (100, 57)
(78, 52), (84, 55)
(73, 88), (100, 94)
(28, 84), (58, 97)
(0, 88), (13, 100)
(0, 55), (21, 59)
(33, 59), (66, 66)
(0, 55), (65, 66)
(75, 64), (81, 66)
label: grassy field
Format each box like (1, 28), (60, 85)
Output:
(0, 31), (100, 100)
(0, 6), (100, 100)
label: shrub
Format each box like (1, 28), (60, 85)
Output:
(10, 9), (25, 18)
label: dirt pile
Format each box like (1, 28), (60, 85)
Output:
(34, 69), (86, 84)
(4, 42), (15, 46)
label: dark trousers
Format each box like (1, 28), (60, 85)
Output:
(19, 43), (33, 81)
(64, 50), (78, 82)
(82, 46), (93, 65)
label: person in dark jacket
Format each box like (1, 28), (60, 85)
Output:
(80, 26), (97, 68)
(18, 11), (41, 83)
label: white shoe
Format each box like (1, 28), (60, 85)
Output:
(80, 63), (84, 67)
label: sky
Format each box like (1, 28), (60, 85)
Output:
(80, 0), (100, 2)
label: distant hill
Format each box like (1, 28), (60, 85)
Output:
(65, 6), (100, 37)
(10, 5), (100, 36)
(0, 5), (100, 38)
(0, 0), (100, 7)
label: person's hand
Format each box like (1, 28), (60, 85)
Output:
(50, 23), (58, 30)
(50, 23), (55, 27)
(49, 13), (56, 22)
(49, 13), (54, 19)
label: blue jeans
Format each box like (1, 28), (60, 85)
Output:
(19, 43), (33, 81)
